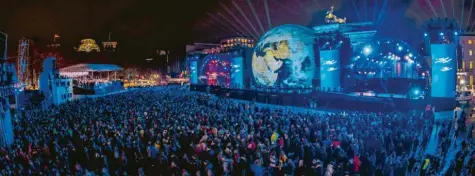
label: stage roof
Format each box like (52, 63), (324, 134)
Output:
(60, 64), (123, 73)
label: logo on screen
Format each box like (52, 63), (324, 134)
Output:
(323, 60), (337, 65)
(440, 67), (452, 72)
(434, 57), (452, 64)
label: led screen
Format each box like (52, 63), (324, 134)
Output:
(252, 24), (316, 88)
(231, 56), (243, 89)
(431, 44), (456, 98)
(189, 60), (198, 84)
(320, 50), (340, 89)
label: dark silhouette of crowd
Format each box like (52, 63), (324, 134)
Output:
(0, 86), (474, 175)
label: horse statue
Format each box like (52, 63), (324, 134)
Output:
(325, 5), (346, 24)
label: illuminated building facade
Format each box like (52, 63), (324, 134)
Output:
(77, 39), (101, 52)
(219, 37), (255, 53)
(458, 33), (475, 92)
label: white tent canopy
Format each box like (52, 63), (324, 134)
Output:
(59, 64), (122, 78)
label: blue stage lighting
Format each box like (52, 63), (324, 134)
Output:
(439, 32), (444, 36)
(409, 53), (413, 57)
(363, 47), (372, 55)
(424, 33), (428, 37)
(410, 86), (422, 98)
(414, 89), (420, 95)
(398, 46), (403, 51)
(454, 32), (458, 35)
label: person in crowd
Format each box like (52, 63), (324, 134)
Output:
(0, 86), (473, 175)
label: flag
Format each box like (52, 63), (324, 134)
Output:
(54, 34), (60, 38)
(271, 132), (278, 144)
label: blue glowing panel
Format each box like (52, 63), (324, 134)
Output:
(252, 24), (315, 88)
(190, 60), (198, 84)
(431, 44), (456, 98)
(320, 50), (340, 90)
(231, 56), (243, 89)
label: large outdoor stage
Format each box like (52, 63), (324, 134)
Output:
(187, 10), (460, 113)
(191, 84), (456, 112)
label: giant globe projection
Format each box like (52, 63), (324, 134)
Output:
(252, 24), (316, 88)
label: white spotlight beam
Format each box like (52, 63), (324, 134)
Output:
(461, 0), (466, 27)
(439, 0), (447, 17)
(231, 0), (261, 39)
(208, 20), (239, 37)
(410, 3), (429, 24)
(264, 0), (272, 30)
(351, 0), (362, 22)
(220, 3), (257, 39)
(294, 0), (311, 15)
(311, 0), (322, 9)
(452, 0), (456, 17)
(373, 0), (378, 23)
(426, 0), (439, 18)
(208, 12), (244, 37)
(376, 0), (390, 25)
(469, 19), (475, 31)
(246, 0), (265, 34)
(364, 0), (368, 21)
(466, 0), (475, 31)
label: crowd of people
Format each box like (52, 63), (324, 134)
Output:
(0, 86), (474, 175)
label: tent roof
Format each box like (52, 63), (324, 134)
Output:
(59, 64), (123, 73)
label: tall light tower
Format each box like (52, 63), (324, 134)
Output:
(17, 38), (31, 89)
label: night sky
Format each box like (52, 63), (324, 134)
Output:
(0, 0), (219, 66)
(0, 0), (474, 67)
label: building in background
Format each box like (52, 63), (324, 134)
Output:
(102, 32), (118, 52)
(169, 58), (183, 77)
(186, 43), (221, 54)
(458, 33), (475, 93)
(219, 37), (255, 53)
(141, 49), (170, 73)
(44, 35), (66, 69)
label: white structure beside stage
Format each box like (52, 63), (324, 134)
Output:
(39, 57), (73, 105)
(0, 30), (14, 148)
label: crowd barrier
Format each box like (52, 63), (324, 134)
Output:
(190, 84), (456, 112)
